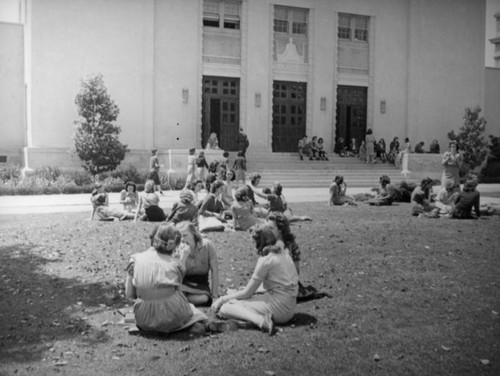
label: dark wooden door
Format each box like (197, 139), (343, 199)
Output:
(272, 81), (307, 152)
(336, 86), (367, 148)
(202, 77), (239, 151)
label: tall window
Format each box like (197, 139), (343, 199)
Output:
(274, 6), (308, 36)
(273, 6), (309, 62)
(203, 0), (241, 30)
(338, 13), (369, 42)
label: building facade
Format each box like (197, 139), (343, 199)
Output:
(0, 0), (494, 170)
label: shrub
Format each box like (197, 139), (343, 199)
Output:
(111, 164), (143, 184)
(35, 166), (62, 182)
(64, 169), (93, 186)
(447, 106), (488, 177)
(0, 165), (21, 183)
(73, 74), (129, 177)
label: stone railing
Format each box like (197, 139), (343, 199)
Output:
(402, 153), (443, 181)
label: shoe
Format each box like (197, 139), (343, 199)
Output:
(188, 322), (206, 336)
(261, 314), (275, 336)
(300, 156), (303, 160)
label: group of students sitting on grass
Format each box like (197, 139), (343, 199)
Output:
(328, 173), (498, 219)
(90, 171), (311, 233)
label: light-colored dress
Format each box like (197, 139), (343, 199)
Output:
(365, 134), (376, 158)
(186, 155), (196, 186)
(120, 190), (139, 212)
(225, 249), (298, 324)
(441, 152), (461, 190)
(128, 248), (207, 333)
(435, 187), (459, 214)
(231, 201), (264, 231)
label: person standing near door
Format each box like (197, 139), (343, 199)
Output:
(237, 128), (249, 158)
(365, 129), (376, 164)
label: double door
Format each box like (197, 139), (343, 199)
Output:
(202, 76), (240, 151)
(272, 81), (307, 152)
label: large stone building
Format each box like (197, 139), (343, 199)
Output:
(0, 0), (497, 171)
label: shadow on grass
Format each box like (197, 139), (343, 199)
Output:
(289, 312), (317, 327)
(0, 243), (128, 364)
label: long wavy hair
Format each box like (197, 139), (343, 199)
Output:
(251, 224), (281, 256)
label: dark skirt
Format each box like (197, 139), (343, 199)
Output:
(145, 206), (166, 222)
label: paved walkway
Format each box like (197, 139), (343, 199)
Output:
(1, 185), (499, 215)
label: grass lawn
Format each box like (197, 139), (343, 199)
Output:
(0, 203), (499, 376)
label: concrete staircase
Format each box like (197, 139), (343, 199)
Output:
(244, 152), (418, 188)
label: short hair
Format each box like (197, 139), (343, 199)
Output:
(463, 179), (478, 192)
(189, 147), (196, 154)
(151, 148), (158, 154)
(124, 181), (136, 192)
(250, 173), (262, 185)
(176, 221), (203, 245)
(153, 224), (181, 255)
(334, 175), (344, 185)
(379, 175), (391, 185)
(420, 177), (435, 191)
(262, 187), (272, 194)
(237, 151), (244, 157)
(251, 224), (279, 256)
(223, 151), (229, 158)
(210, 180), (224, 194)
(234, 187), (248, 201)
(144, 180), (155, 193)
(366, 129), (373, 135)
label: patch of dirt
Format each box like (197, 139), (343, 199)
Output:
(0, 203), (499, 375)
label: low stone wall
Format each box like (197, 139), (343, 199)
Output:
(21, 146), (224, 177)
(404, 153), (443, 181)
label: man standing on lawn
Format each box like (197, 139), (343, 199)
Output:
(148, 148), (164, 195)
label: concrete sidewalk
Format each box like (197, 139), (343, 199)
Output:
(0, 185), (499, 215)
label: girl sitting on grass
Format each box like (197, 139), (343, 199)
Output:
(90, 183), (133, 221)
(211, 223), (299, 335)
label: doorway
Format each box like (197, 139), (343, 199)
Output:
(272, 81), (307, 152)
(202, 76), (240, 151)
(336, 85), (367, 149)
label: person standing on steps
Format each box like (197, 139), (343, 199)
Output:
(237, 127), (250, 158)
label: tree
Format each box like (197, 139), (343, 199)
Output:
(447, 106), (488, 177)
(74, 74), (128, 176)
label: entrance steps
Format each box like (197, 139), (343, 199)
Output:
(244, 152), (418, 188)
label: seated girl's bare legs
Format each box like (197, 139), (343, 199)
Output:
(219, 301), (272, 332)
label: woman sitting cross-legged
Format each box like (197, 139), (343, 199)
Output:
(198, 180), (227, 232)
(411, 177), (440, 218)
(91, 182), (134, 221)
(175, 221), (219, 306)
(125, 224), (207, 334)
(211, 223), (299, 335)
(120, 181), (140, 213)
(134, 179), (166, 222)
(435, 180), (459, 215)
(329, 175), (357, 206)
(256, 182), (312, 222)
(231, 187), (265, 231)
(366, 175), (400, 206)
